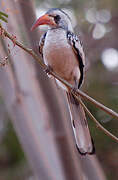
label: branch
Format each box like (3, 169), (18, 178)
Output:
(74, 90), (118, 120)
(0, 24), (118, 123)
(73, 93), (118, 143)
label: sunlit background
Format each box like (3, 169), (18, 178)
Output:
(0, 0), (118, 179)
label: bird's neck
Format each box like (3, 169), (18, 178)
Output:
(45, 28), (68, 48)
(47, 28), (66, 40)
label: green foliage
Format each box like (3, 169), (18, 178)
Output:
(0, 11), (8, 23)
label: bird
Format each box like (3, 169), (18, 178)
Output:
(31, 8), (95, 155)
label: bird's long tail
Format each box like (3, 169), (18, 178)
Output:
(66, 92), (95, 155)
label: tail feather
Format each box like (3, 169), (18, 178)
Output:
(66, 92), (95, 155)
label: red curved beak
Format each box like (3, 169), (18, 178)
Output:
(31, 14), (56, 31)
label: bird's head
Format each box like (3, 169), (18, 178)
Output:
(31, 8), (73, 31)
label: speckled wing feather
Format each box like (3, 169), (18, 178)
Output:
(67, 31), (85, 88)
(67, 31), (94, 155)
(39, 32), (47, 57)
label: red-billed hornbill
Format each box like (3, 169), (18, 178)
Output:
(31, 8), (95, 155)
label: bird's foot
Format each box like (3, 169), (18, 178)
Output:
(70, 78), (78, 94)
(44, 65), (53, 75)
(70, 86), (78, 95)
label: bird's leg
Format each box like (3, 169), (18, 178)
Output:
(70, 78), (78, 95)
(44, 65), (53, 75)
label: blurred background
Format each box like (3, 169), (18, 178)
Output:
(0, 0), (118, 180)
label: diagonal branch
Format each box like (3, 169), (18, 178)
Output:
(73, 93), (118, 143)
(0, 24), (118, 122)
(74, 90), (118, 120)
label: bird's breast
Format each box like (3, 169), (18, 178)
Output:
(43, 29), (69, 60)
(43, 29), (80, 85)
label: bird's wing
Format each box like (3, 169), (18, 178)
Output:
(67, 31), (85, 88)
(67, 32), (94, 155)
(39, 32), (47, 57)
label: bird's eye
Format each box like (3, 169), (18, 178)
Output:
(54, 15), (60, 23)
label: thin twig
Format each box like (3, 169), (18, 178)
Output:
(0, 24), (118, 121)
(73, 93), (118, 143)
(75, 90), (118, 120)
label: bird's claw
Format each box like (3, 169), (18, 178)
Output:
(44, 65), (53, 75)
(71, 86), (78, 94)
